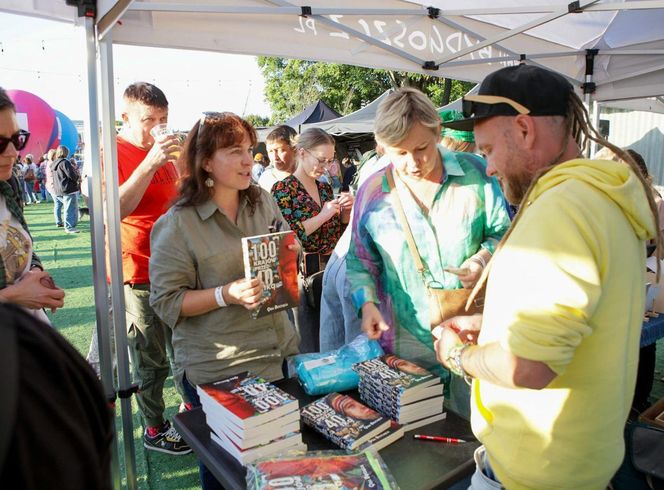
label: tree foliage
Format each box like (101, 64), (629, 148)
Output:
(244, 114), (270, 128)
(257, 57), (474, 124)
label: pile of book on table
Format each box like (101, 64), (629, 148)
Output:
(300, 392), (405, 452)
(353, 354), (445, 431)
(197, 372), (306, 465)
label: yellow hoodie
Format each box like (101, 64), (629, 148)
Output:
(472, 159), (656, 490)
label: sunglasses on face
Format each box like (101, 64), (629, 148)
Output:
(303, 148), (338, 168)
(0, 130), (30, 154)
(461, 95), (530, 118)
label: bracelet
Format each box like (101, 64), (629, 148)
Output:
(214, 285), (228, 308)
(469, 254), (487, 269)
(446, 344), (474, 386)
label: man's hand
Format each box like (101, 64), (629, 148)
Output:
(223, 277), (265, 310)
(143, 134), (182, 173)
(432, 314), (482, 369)
(0, 270), (65, 312)
(360, 302), (390, 339)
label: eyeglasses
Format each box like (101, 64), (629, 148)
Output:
(462, 95), (530, 118)
(303, 148), (338, 168)
(0, 130), (30, 154)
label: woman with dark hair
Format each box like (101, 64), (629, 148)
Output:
(0, 87), (65, 320)
(150, 112), (299, 383)
(149, 112), (299, 489)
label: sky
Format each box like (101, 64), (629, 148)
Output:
(0, 12), (271, 130)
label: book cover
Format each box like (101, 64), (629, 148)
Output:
(242, 230), (299, 318)
(246, 451), (400, 490)
(208, 412), (301, 450)
(353, 355), (439, 402)
(197, 372), (299, 430)
(300, 393), (391, 451)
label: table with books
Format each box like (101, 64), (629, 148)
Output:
(174, 363), (480, 490)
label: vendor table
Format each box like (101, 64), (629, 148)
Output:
(174, 378), (479, 490)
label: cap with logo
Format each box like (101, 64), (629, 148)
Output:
(443, 64), (574, 132)
(254, 153), (264, 162)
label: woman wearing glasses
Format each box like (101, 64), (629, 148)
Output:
(0, 87), (65, 317)
(271, 128), (353, 352)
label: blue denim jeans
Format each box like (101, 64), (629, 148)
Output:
(51, 191), (64, 226)
(469, 446), (503, 489)
(62, 192), (79, 231)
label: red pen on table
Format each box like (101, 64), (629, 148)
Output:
(413, 434), (466, 444)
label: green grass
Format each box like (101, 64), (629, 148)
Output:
(24, 201), (200, 490)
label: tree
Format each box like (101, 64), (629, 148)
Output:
(244, 114), (270, 128)
(257, 57), (474, 124)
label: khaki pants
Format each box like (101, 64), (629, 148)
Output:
(124, 283), (187, 428)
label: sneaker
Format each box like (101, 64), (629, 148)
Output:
(65, 228), (80, 234)
(179, 402), (194, 413)
(143, 421), (192, 455)
(56, 224), (64, 228)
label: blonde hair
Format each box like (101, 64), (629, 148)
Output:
(294, 128), (335, 164)
(374, 87), (440, 147)
(441, 136), (476, 153)
(47, 149), (56, 161)
(55, 145), (69, 159)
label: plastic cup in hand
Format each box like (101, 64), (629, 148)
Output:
(149, 123), (174, 141)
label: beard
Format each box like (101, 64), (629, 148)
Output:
(500, 145), (537, 205)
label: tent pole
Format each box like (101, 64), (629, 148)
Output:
(583, 49), (597, 158)
(83, 16), (121, 490)
(98, 32), (138, 490)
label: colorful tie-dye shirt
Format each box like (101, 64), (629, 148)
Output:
(347, 147), (510, 373)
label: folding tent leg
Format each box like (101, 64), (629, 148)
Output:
(98, 32), (138, 490)
(83, 17), (122, 490)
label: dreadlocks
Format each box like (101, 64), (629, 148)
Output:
(468, 90), (662, 307)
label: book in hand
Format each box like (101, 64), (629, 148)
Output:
(242, 230), (299, 318)
(197, 372), (299, 432)
(211, 430), (306, 466)
(246, 450), (400, 490)
(300, 393), (391, 451)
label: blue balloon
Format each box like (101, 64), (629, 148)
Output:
(53, 110), (79, 156)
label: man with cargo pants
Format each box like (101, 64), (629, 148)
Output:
(116, 82), (190, 455)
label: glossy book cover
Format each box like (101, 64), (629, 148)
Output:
(242, 230), (299, 319)
(247, 451), (400, 490)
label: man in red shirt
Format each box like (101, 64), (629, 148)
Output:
(117, 82), (190, 455)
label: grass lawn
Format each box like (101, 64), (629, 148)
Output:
(22, 199), (664, 489)
(24, 201), (200, 490)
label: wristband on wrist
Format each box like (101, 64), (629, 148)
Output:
(446, 343), (474, 386)
(214, 285), (228, 308)
(469, 254), (487, 269)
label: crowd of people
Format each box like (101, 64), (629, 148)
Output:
(1, 62), (661, 490)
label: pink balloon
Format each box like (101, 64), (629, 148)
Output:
(6, 89), (56, 159)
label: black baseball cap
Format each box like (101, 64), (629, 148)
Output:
(443, 64), (574, 131)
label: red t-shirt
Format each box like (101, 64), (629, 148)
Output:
(117, 136), (179, 284)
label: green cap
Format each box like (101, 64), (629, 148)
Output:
(439, 109), (475, 143)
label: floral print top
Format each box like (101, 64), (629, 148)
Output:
(271, 176), (342, 254)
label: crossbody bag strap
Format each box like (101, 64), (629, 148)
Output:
(386, 166), (428, 280)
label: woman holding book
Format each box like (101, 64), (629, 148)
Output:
(271, 128), (354, 353)
(346, 88), (510, 403)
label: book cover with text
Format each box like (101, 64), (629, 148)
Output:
(242, 230), (299, 318)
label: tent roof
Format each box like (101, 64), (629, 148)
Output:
(301, 90), (392, 134)
(4, 1), (664, 103)
(284, 99), (341, 128)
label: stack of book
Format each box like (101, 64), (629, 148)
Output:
(353, 354), (445, 431)
(197, 372), (306, 465)
(300, 392), (404, 452)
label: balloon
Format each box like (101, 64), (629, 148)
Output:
(48, 116), (60, 150)
(6, 90), (56, 160)
(54, 110), (79, 156)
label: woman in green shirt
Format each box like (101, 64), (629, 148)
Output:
(149, 112), (299, 389)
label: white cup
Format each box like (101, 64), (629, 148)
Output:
(149, 123), (173, 140)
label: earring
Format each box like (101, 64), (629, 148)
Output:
(205, 176), (214, 188)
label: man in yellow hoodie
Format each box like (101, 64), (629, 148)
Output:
(436, 64), (658, 489)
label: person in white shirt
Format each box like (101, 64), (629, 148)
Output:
(258, 125), (297, 192)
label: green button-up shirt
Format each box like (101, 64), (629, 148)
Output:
(149, 189), (299, 385)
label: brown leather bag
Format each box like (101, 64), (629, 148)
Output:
(386, 167), (484, 329)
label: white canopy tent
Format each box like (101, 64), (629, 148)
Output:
(4, 1), (664, 488)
